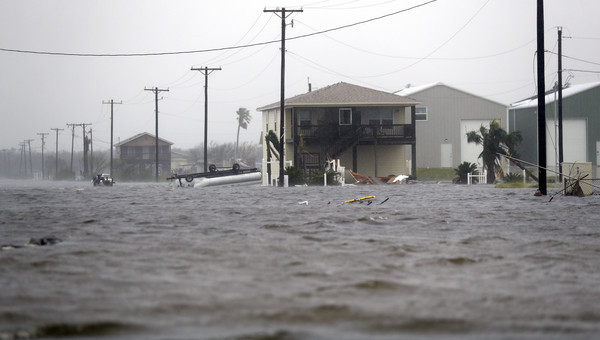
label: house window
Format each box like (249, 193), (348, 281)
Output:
(142, 146), (150, 159)
(339, 108), (352, 125)
(298, 110), (311, 126)
(415, 106), (428, 121)
(367, 110), (393, 125)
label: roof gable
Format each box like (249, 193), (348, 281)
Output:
(115, 132), (174, 147)
(396, 82), (507, 107)
(258, 82), (418, 111)
(510, 82), (600, 109)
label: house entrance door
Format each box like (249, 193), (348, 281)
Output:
(441, 143), (453, 168)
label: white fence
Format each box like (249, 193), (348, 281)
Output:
(467, 170), (487, 185)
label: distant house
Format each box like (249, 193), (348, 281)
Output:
(171, 150), (193, 174)
(509, 82), (600, 178)
(257, 82), (419, 183)
(396, 83), (507, 169)
(115, 132), (173, 176)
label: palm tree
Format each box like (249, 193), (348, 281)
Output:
(466, 119), (523, 183)
(235, 108), (251, 159)
(454, 161), (479, 184)
(265, 130), (280, 184)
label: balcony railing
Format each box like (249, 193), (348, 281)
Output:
(297, 124), (413, 140)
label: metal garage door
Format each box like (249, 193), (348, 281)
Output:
(546, 118), (587, 174)
(460, 119), (492, 169)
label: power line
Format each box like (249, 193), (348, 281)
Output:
(545, 50), (600, 66)
(295, 17), (535, 61)
(563, 68), (600, 74)
(0, 0), (437, 58)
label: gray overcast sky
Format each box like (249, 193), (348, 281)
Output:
(1, 0), (599, 153)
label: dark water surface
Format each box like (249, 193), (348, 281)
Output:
(1, 179), (600, 339)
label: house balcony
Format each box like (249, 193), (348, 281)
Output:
(297, 124), (415, 144)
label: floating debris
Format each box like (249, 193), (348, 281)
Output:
(344, 195), (375, 204)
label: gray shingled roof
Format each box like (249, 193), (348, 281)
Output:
(114, 132), (174, 147)
(257, 82), (418, 111)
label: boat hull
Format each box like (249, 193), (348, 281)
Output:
(193, 172), (262, 188)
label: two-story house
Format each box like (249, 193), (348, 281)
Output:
(115, 132), (173, 176)
(258, 82), (418, 184)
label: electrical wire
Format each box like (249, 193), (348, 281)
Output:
(564, 69), (600, 74)
(304, 0), (400, 10)
(340, 0), (491, 78)
(200, 13), (273, 66)
(287, 50), (395, 92)
(295, 17), (535, 61)
(0, 0), (438, 58)
(212, 50), (281, 91)
(545, 50), (600, 67)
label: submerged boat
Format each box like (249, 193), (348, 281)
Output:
(92, 173), (115, 186)
(167, 163), (261, 188)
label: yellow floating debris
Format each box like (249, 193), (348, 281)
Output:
(344, 195), (375, 204)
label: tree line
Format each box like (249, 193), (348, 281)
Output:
(0, 141), (261, 182)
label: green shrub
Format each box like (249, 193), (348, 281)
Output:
(307, 169), (339, 186)
(503, 172), (523, 183)
(285, 166), (306, 186)
(454, 162), (479, 184)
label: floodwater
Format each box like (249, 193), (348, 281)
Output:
(1, 179), (600, 340)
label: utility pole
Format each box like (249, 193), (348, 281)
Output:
(51, 128), (63, 180)
(144, 87), (169, 182)
(19, 142), (26, 176)
(66, 123), (91, 178)
(81, 123), (92, 177)
(536, 0), (547, 195)
(37, 133), (49, 179)
(190, 66), (221, 172)
(264, 7), (303, 186)
(67, 123), (76, 175)
(89, 128), (94, 174)
(103, 99), (122, 179)
(25, 139), (34, 178)
(557, 26), (564, 183)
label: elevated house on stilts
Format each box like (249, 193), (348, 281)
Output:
(258, 82), (419, 184)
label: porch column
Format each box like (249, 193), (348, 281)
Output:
(411, 105), (417, 177)
(292, 108), (297, 168)
(352, 145), (358, 172)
